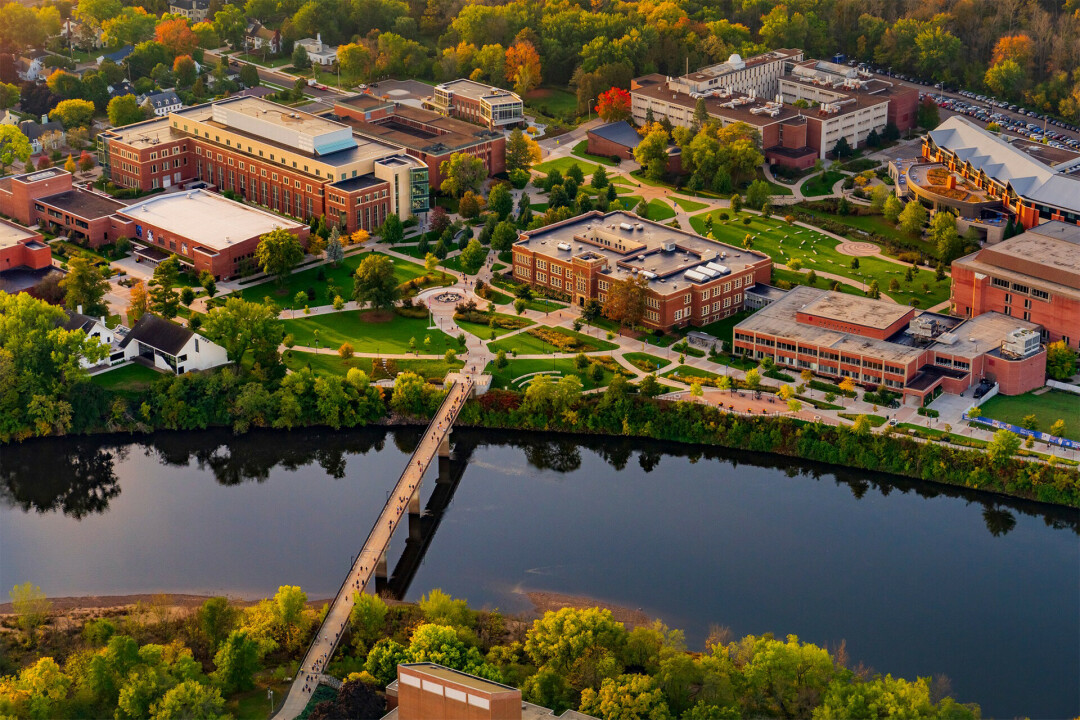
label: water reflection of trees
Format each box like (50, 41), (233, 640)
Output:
(142, 428), (388, 485)
(456, 429), (1079, 539)
(0, 439), (123, 518)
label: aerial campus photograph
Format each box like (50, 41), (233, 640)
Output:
(1, 0), (1080, 718)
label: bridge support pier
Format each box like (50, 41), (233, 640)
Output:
(374, 548), (388, 594)
(437, 434), (451, 458)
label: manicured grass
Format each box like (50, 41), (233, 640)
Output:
(534, 156), (601, 177)
(614, 194), (643, 211)
(455, 312), (534, 339)
(488, 326), (618, 355)
(672, 196), (709, 212)
(689, 211), (948, 308)
(524, 297), (567, 313)
(524, 87), (579, 120)
(484, 356), (622, 391)
(479, 288), (513, 305)
(838, 412), (888, 427)
(572, 140), (618, 166)
(661, 364), (720, 381)
(91, 364), (164, 392)
(226, 673), (292, 720)
(234, 52), (292, 67)
(897, 423), (990, 448)
(795, 204), (914, 248)
(695, 309), (754, 349)
(644, 199), (676, 221)
(237, 252), (429, 308)
(754, 169), (794, 196)
(491, 263), (507, 273)
(623, 352), (670, 373)
(978, 390), (1080, 441)
(770, 267), (865, 297)
(282, 311), (458, 354)
(285, 350), (463, 380)
(801, 171), (845, 197)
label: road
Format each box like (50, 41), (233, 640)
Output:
(202, 49), (349, 99)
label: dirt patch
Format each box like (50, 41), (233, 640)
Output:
(525, 88), (556, 100)
(359, 309), (394, 323)
(525, 590), (652, 629)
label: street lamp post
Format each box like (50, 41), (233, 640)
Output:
(268, 689), (274, 716)
(588, 98), (595, 123)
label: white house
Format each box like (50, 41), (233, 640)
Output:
(119, 314), (229, 374)
(17, 50), (49, 82)
(62, 309), (119, 369)
(138, 90), (183, 116)
(295, 34), (338, 65)
(245, 22), (280, 54)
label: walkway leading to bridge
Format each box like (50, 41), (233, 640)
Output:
(275, 376), (474, 720)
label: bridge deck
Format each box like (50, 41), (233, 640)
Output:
(275, 378), (473, 719)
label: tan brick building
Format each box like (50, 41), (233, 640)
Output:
(426, 79), (524, 130)
(99, 96), (430, 235)
(512, 211), (772, 331)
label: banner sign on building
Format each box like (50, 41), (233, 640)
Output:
(962, 413), (1080, 450)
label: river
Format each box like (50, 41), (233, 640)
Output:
(1, 428), (1077, 718)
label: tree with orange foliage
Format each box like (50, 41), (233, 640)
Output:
(504, 40), (540, 95)
(128, 278), (149, 324)
(991, 34), (1033, 70)
(155, 18), (198, 57)
(595, 87), (631, 122)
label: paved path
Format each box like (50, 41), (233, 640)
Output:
(275, 377), (473, 720)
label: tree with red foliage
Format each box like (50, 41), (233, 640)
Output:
(595, 87), (632, 122)
(155, 18), (198, 57)
(36, 155), (51, 170)
(78, 150), (94, 172)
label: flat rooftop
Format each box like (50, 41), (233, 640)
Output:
(11, 167), (68, 183)
(963, 220), (1080, 292)
(119, 189), (302, 250)
(435, 78), (521, 104)
(40, 189), (128, 218)
(518, 210), (768, 293)
(0, 218), (37, 248)
(633, 75), (801, 128)
(102, 115), (183, 146)
(800, 292), (914, 330)
(1010, 138), (1080, 167)
(400, 663), (517, 694)
(333, 100), (497, 153)
(682, 49), (802, 81)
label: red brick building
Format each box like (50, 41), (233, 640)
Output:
(512, 211), (772, 331)
(0, 168), (131, 247)
(0, 219), (50, 272)
(330, 94), (506, 190)
(98, 96), (430, 235)
(426, 79), (524, 130)
(923, 116), (1080, 229)
(951, 221), (1080, 350)
(118, 188), (309, 279)
(734, 286), (1047, 404)
(585, 121), (685, 174)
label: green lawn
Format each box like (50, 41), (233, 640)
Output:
(484, 356), (623, 391)
(623, 352), (671, 373)
(795, 204), (916, 249)
(801, 171), (845, 197)
(978, 390), (1080, 441)
(695, 310), (755, 349)
(455, 312), (534, 339)
(661, 365), (720, 382)
(770, 267), (865, 297)
(838, 412), (888, 427)
(488, 326), (618, 355)
(91, 364), (164, 393)
(672, 196), (709, 212)
(644, 199), (676, 221)
(614, 194), (643, 212)
(285, 350), (463, 380)
(524, 87), (579, 120)
(234, 52), (292, 67)
(754, 169), (794, 196)
(896, 423), (990, 448)
(689, 211), (948, 307)
(572, 140), (618, 166)
(534, 156), (601, 177)
(480, 288), (513, 305)
(237, 252), (429, 309)
(282, 311), (458, 354)
(524, 297), (568, 313)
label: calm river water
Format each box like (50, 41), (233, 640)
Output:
(1, 428), (1077, 718)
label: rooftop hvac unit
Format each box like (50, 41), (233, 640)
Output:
(556, 242), (572, 251)
(1002, 328), (1040, 358)
(620, 222), (634, 231)
(662, 241), (676, 251)
(909, 316), (941, 340)
(635, 223), (643, 230)
(642, 271), (657, 279)
(684, 269), (707, 283)
(705, 262), (731, 275)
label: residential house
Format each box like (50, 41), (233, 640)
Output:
(107, 79), (137, 99)
(97, 45), (134, 66)
(0, 110), (19, 126)
(119, 314), (229, 374)
(295, 34), (337, 65)
(168, 0), (210, 22)
(19, 119), (65, 154)
(17, 50), (49, 82)
(245, 22), (280, 54)
(62, 309), (119, 368)
(62, 19), (104, 49)
(138, 90), (183, 117)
